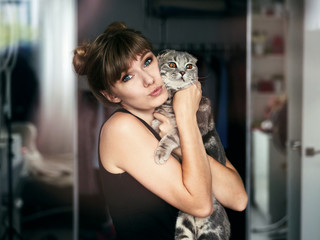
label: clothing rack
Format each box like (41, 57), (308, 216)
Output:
(154, 43), (245, 63)
(154, 42), (245, 55)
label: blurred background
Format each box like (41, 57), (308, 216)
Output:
(0, 0), (319, 240)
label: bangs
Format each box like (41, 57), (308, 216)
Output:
(104, 31), (152, 87)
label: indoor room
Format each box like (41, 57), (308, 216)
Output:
(0, 0), (319, 239)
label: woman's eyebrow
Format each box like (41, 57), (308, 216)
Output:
(141, 50), (151, 59)
(122, 51), (152, 75)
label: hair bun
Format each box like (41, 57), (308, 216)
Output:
(105, 22), (127, 32)
(73, 43), (90, 76)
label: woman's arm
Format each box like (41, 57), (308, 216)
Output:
(100, 84), (213, 218)
(172, 83), (213, 214)
(208, 157), (248, 211)
(150, 142), (248, 211)
(154, 93), (247, 212)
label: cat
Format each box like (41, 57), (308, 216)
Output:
(151, 50), (231, 240)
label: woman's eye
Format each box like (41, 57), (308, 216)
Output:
(169, 62), (176, 68)
(186, 64), (193, 69)
(122, 74), (132, 82)
(144, 57), (152, 67)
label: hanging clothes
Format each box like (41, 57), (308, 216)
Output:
(216, 58), (228, 149)
(192, 49), (229, 149)
(194, 51), (219, 120)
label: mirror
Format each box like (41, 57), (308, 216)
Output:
(247, 0), (287, 239)
(0, 1), (76, 239)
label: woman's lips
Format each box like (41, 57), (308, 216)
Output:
(149, 86), (163, 97)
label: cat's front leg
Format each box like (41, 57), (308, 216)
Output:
(151, 115), (163, 131)
(155, 128), (180, 164)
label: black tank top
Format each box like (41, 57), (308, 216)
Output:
(99, 109), (178, 240)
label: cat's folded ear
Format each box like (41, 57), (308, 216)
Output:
(157, 49), (175, 61)
(158, 49), (173, 55)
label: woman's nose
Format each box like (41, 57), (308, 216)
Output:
(142, 71), (155, 87)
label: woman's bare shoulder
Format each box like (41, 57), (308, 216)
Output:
(102, 111), (132, 132)
(99, 111), (156, 172)
(101, 111), (148, 139)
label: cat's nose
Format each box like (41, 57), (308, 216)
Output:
(180, 71), (185, 76)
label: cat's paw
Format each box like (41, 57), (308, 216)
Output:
(155, 148), (170, 165)
(151, 119), (160, 133)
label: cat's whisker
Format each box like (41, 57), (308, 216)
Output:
(198, 75), (211, 85)
(190, 81), (202, 93)
(198, 74), (211, 80)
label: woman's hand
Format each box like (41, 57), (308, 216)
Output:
(173, 82), (202, 120)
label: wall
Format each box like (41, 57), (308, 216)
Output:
(77, 0), (246, 46)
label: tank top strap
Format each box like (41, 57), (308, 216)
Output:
(113, 108), (161, 141)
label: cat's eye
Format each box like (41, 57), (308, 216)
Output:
(186, 64), (193, 69)
(169, 62), (177, 68)
(122, 74), (132, 82)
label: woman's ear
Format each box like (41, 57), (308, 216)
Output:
(100, 90), (121, 103)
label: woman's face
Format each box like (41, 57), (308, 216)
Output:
(109, 51), (168, 114)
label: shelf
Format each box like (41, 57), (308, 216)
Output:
(251, 91), (284, 101)
(252, 54), (285, 60)
(250, 8), (287, 123)
(252, 91), (280, 96)
(252, 14), (285, 22)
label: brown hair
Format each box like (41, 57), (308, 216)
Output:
(73, 22), (153, 106)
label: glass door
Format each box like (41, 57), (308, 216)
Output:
(247, 0), (288, 239)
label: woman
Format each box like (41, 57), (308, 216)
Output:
(73, 22), (247, 239)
